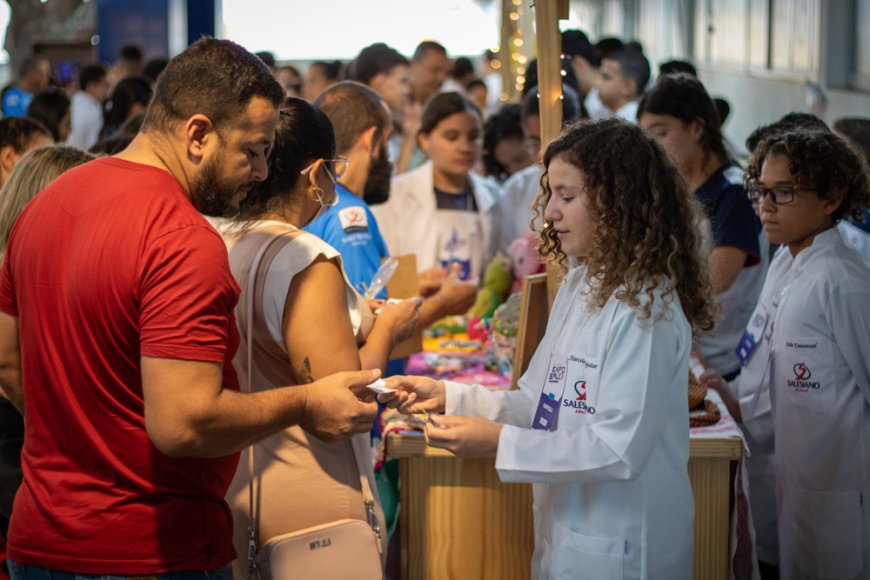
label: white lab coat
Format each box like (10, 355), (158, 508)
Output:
(728, 242), (788, 566)
(372, 161), (502, 275)
(499, 164), (542, 253)
(838, 219), (870, 267)
(763, 228), (870, 579)
(445, 266), (694, 579)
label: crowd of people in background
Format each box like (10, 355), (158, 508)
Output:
(0, 26), (867, 580)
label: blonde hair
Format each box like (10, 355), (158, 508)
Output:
(531, 118), (717, 335)
(0, 145), (95, 259)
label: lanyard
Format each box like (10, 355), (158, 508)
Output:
(531, 284), (595, 431)
(745, 265), (801, 419)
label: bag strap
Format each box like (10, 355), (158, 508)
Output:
(352, 434), (384, 554)
(242, 226), (301, 576)
(242, 226), (383, 571)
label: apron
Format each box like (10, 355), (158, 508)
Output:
(435, 207), (485, 282)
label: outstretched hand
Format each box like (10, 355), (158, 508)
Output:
(433, 268), (476, 316)
(424, 415), (503, 457)
(377, 297), (423, 342)
(377, 375), (446, 414)
(301, 369), (381, 442)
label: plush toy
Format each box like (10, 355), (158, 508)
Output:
(468, 254), (514, 320)
(508, 233), (545, 294)
(466, 315), (489, 342)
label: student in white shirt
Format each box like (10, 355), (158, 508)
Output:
(561, 29), (609, 120)
(498, 85), (582, 251)
(67, 64), (108, 150)
(704, 129), (870, 580)
(372, 92), (501, 282)
(381, 118), (718, 579)
(596, 50), (650, 123)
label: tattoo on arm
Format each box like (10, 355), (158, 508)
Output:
(298, 356), (315, 384)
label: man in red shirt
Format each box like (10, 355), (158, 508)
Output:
(0, 38), (379, 576)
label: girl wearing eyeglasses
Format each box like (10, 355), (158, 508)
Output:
(705, 129), (870, 579)
(210, 97), (421, 576)
(380, 119), (718, 579)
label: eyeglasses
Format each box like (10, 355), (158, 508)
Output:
(300, 157), (349, 183)
(745, 181), (807, 205)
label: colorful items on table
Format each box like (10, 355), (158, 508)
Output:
(467, 315), (489, 342)
(508, 232), (545, 294)
(406, 351), (511, 388)
(469, 253), (514, 319)
(488, 292), (521, 375)
(491, 293), (520, 340)
(422, 331), (482, 353)
(429, 315), (468, 335)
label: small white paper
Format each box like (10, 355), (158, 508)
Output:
(366, 378), (395, 394)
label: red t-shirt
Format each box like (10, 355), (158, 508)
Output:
(0, 158), (241, 573)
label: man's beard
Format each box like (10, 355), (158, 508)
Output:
(193, 157), (245, 218)
(363, 143), (393, 206)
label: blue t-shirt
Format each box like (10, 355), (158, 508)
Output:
(695, 162), (761, 266)
(1, 86), (32, 118)
(305, 183), (404, 416)
(434, 186), (477, 212)
(305, 184), (390, 298)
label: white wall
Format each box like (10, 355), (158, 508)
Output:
(700, 67), (870, 156)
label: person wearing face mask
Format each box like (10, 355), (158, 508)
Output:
(0, 39), (381, 580)
(372, 92), (502, 282)
(305, 81), (476, 318)
(210, 97), (421, 576)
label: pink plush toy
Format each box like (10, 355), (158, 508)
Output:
(508, 233), (545, 294)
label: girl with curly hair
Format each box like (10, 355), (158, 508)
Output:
(381, 118), (716, 579)
(703, 128), (870, 579)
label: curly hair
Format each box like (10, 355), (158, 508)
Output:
(744, 112), (828, 153)
(746, 129), (870, 223)
(531, 118), (717, 334)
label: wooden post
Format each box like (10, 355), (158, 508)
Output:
(510, 0), (570, 382)
(499, 0), (514, 102)
(533, 0), (569, 306)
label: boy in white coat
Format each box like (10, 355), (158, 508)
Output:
(705, 129), (870, 579)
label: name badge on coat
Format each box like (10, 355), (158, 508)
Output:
(736, 303), (768, 367)
(532, 355), (568, 431)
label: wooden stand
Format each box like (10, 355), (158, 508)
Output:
(388, 433), (741, 580)
(386, 254), (423, 359)
(389, 3), (740, 576)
